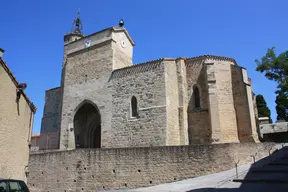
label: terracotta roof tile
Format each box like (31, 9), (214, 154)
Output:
(185, 55), (237, 65)
(110, 55), (238, 80)
(32, 133), (40, 138)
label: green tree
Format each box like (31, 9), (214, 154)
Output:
(275, 91), (288, 121)
(255, 47), (288, 122)
(256, 94), (272, 123)
(255, 47), (288, 95)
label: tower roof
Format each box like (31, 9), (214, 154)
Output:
(70, 10), (83, 35)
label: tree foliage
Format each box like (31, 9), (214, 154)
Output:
(256, 94), (272, 123)
(275, 91), (288, 121)
(255, 47), (288, 95)
(255, 47), (288, 122)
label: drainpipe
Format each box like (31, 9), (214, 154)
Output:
(27, 110), (33, 149)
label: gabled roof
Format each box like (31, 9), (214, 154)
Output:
(0, 57), (37, 113)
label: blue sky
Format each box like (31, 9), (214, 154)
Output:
(1, 0), (287, 134)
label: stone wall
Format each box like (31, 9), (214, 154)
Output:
(231, 66), (258, 142)
(59, 28), (135, 150)
(30, 134), (40, 152)
(39, 87), (61, 150)
(175, 58), (189, 145)
(186, 59), (211, 143)
(164, 60), (180, 145)
(27, 142), (275, 192)
(0, 60), (35, 182)
(59, 41), (114, 149)
(243, 69), (259, 141)
(211, 59), (238, 143)
(38, 131), (60, 151)
(231, 66), (251, 141)
(110, 60), (167, 147)
(112, 30), (133, 69)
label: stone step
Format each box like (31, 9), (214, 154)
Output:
(233, 172), (288, 184)
(218, 182), (288, 191)
(268, 158), (288, 165)
(269, 162), (288, 166)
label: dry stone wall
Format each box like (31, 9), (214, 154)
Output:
(27, 143), (275, 192)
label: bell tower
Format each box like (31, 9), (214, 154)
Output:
(59, 13), (135, 149)
(64, 11), (84, 44)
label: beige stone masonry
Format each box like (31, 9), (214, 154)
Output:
(164, 60), (180, 145)
(176, 58), (189, 145)
(205, 62), (221, 143)
(241, 68), (259, 142)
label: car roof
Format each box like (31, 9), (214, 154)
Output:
(0, 179), (25, 182)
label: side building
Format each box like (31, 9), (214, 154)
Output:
(0, 48), (36, 181)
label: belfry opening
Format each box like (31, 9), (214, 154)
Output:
(73, 101), (101, 148)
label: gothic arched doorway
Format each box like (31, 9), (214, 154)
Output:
(73, 101), (101, 148)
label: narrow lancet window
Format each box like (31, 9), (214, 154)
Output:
(131, 96), (138, 117)
(193, 86), (200, 109)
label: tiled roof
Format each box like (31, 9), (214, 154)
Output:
(0, 57), (37, 113)
(130, 55), (237, 67)
(110, 58), (175, 80)
(185, 55), (237, 65)
(110, 55), (238, 80)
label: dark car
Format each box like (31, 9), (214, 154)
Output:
(0, 179), (29, 192)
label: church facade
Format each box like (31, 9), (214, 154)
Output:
(38, 15), (259, 150)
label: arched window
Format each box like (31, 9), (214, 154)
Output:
(193, 86), (200, 109)
(73, 101), (101, 148)
(131, 96), (138, 118)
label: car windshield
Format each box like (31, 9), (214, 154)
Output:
(0, 181), (7, 192)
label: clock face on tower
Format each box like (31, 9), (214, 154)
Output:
(121, 39), (126, 48)
(85, 39), (92, 48)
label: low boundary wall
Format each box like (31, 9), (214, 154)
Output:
(27, 142), (275, 191)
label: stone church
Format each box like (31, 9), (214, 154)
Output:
(38, 14), (259, 150)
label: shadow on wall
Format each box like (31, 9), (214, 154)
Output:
(262, 132), (288, 143)
(186, 146), (288, 192)
(187, 65), (211, 144)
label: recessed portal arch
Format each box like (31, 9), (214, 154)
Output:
(73, 100), (101, 148)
